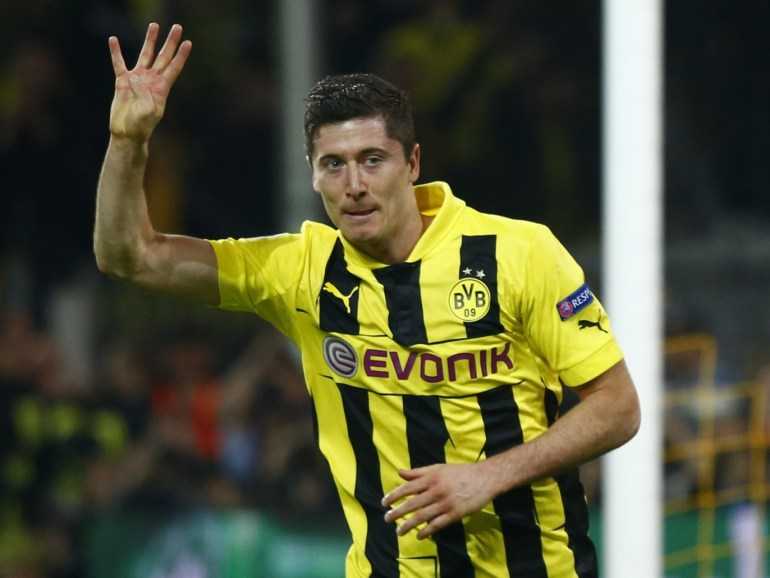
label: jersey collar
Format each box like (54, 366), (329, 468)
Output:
(339, 181), (465, 267)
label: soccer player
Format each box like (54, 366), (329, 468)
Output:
(95, 23), (640, 578)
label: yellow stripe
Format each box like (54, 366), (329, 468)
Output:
(312, 383), (373, 578)
(419, 240), (467, 343)
(532, 479), (578, 578)
(441, 395), (509, 577)
(369, 394), (437, 564)
(397, 557), (438, 578)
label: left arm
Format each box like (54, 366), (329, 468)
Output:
(382, 359), (640, 539)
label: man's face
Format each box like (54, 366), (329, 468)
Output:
(310, 116), (420, 257)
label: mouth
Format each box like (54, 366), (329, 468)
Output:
(343, 208), (376, 220)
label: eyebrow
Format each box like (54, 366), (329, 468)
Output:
(358, 147), (389, 157)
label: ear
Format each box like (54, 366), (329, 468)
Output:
(408, 143), (421, 184)
(310, 170), (322, 196)
(307, 155), (321, 193)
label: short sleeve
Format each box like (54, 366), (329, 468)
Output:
(520, 225), (623, 387)
(207, 231), (307, 340)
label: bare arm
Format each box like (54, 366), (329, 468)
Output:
(382, 360), (640, 539)
(94, 23), (218, 304)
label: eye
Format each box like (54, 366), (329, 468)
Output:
(323, 158), (343, 170)
(364, 155), (383, 167)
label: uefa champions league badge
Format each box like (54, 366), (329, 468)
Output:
(557, 283), (594, 320)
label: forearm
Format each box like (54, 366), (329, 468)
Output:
(382, 365), (639, 539)
(480, 366), (640, 497)
(93, 136), (155, 277)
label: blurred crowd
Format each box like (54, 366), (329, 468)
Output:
(0, 308), (341, 577)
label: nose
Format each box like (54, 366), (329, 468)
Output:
(345, 163), (367, 199)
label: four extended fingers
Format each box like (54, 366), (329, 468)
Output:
(109, 22), (190, 78)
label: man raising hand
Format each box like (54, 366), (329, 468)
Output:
(95, 23), (218, 304)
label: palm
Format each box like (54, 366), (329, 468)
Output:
(111, 69), (170, 138)
(108, 23), (191, 141)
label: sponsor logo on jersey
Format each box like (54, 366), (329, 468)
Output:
(448, 276), (491, 322)
(323, 336), (358, 377)
(557, 283), (594, 320)
(362, 343), (513, 383)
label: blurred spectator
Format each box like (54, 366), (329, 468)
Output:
(84, 340), (155, 510)
(82, 324), (334, 523)
(152, 335), (222, 461)
(249, 347), (342, 525)
(0, 308), (91, 577)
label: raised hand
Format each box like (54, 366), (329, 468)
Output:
(108, 23), (191, 142)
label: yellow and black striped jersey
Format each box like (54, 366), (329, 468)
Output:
(209, 181), (623, 578)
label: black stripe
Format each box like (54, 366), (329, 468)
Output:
(403, 396), (474, 578)
(545, 388), (598, 577)
(459, 235), (504, 338)
(544, 387), (560, 426)
(555, 471), (598, 578)
(478, 386), (548, 578)
(560, 383), (582, 414)
(320, 239), (360, 334)
(311, 402), (320, 447)
(374, 262), (428, 346)
(338, 383), (398, 578)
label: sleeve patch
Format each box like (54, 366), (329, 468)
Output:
(557, 283), (594, 320)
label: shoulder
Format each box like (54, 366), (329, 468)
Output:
(299, 220), (337, 239)
(207, 220), (339, 281)
(459, 205), (554, 250)
(218, 220), (337, 253)
(298, 220), (341, 260)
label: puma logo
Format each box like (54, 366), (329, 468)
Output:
(578, 316), (608, 334)
(323, 282), (359, 314)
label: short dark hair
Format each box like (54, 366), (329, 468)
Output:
(304, 73), (416, 159)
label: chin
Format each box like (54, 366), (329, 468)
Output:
(341, 224), (380, 245)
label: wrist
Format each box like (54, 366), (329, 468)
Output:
(108, 136), (149, 162)
(479, 444), (533, 498)
(477, 453), (508, 499)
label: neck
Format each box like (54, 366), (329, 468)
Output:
(359, 210), (432, 264)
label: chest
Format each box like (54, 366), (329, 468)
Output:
(313, 238), (509, 347)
